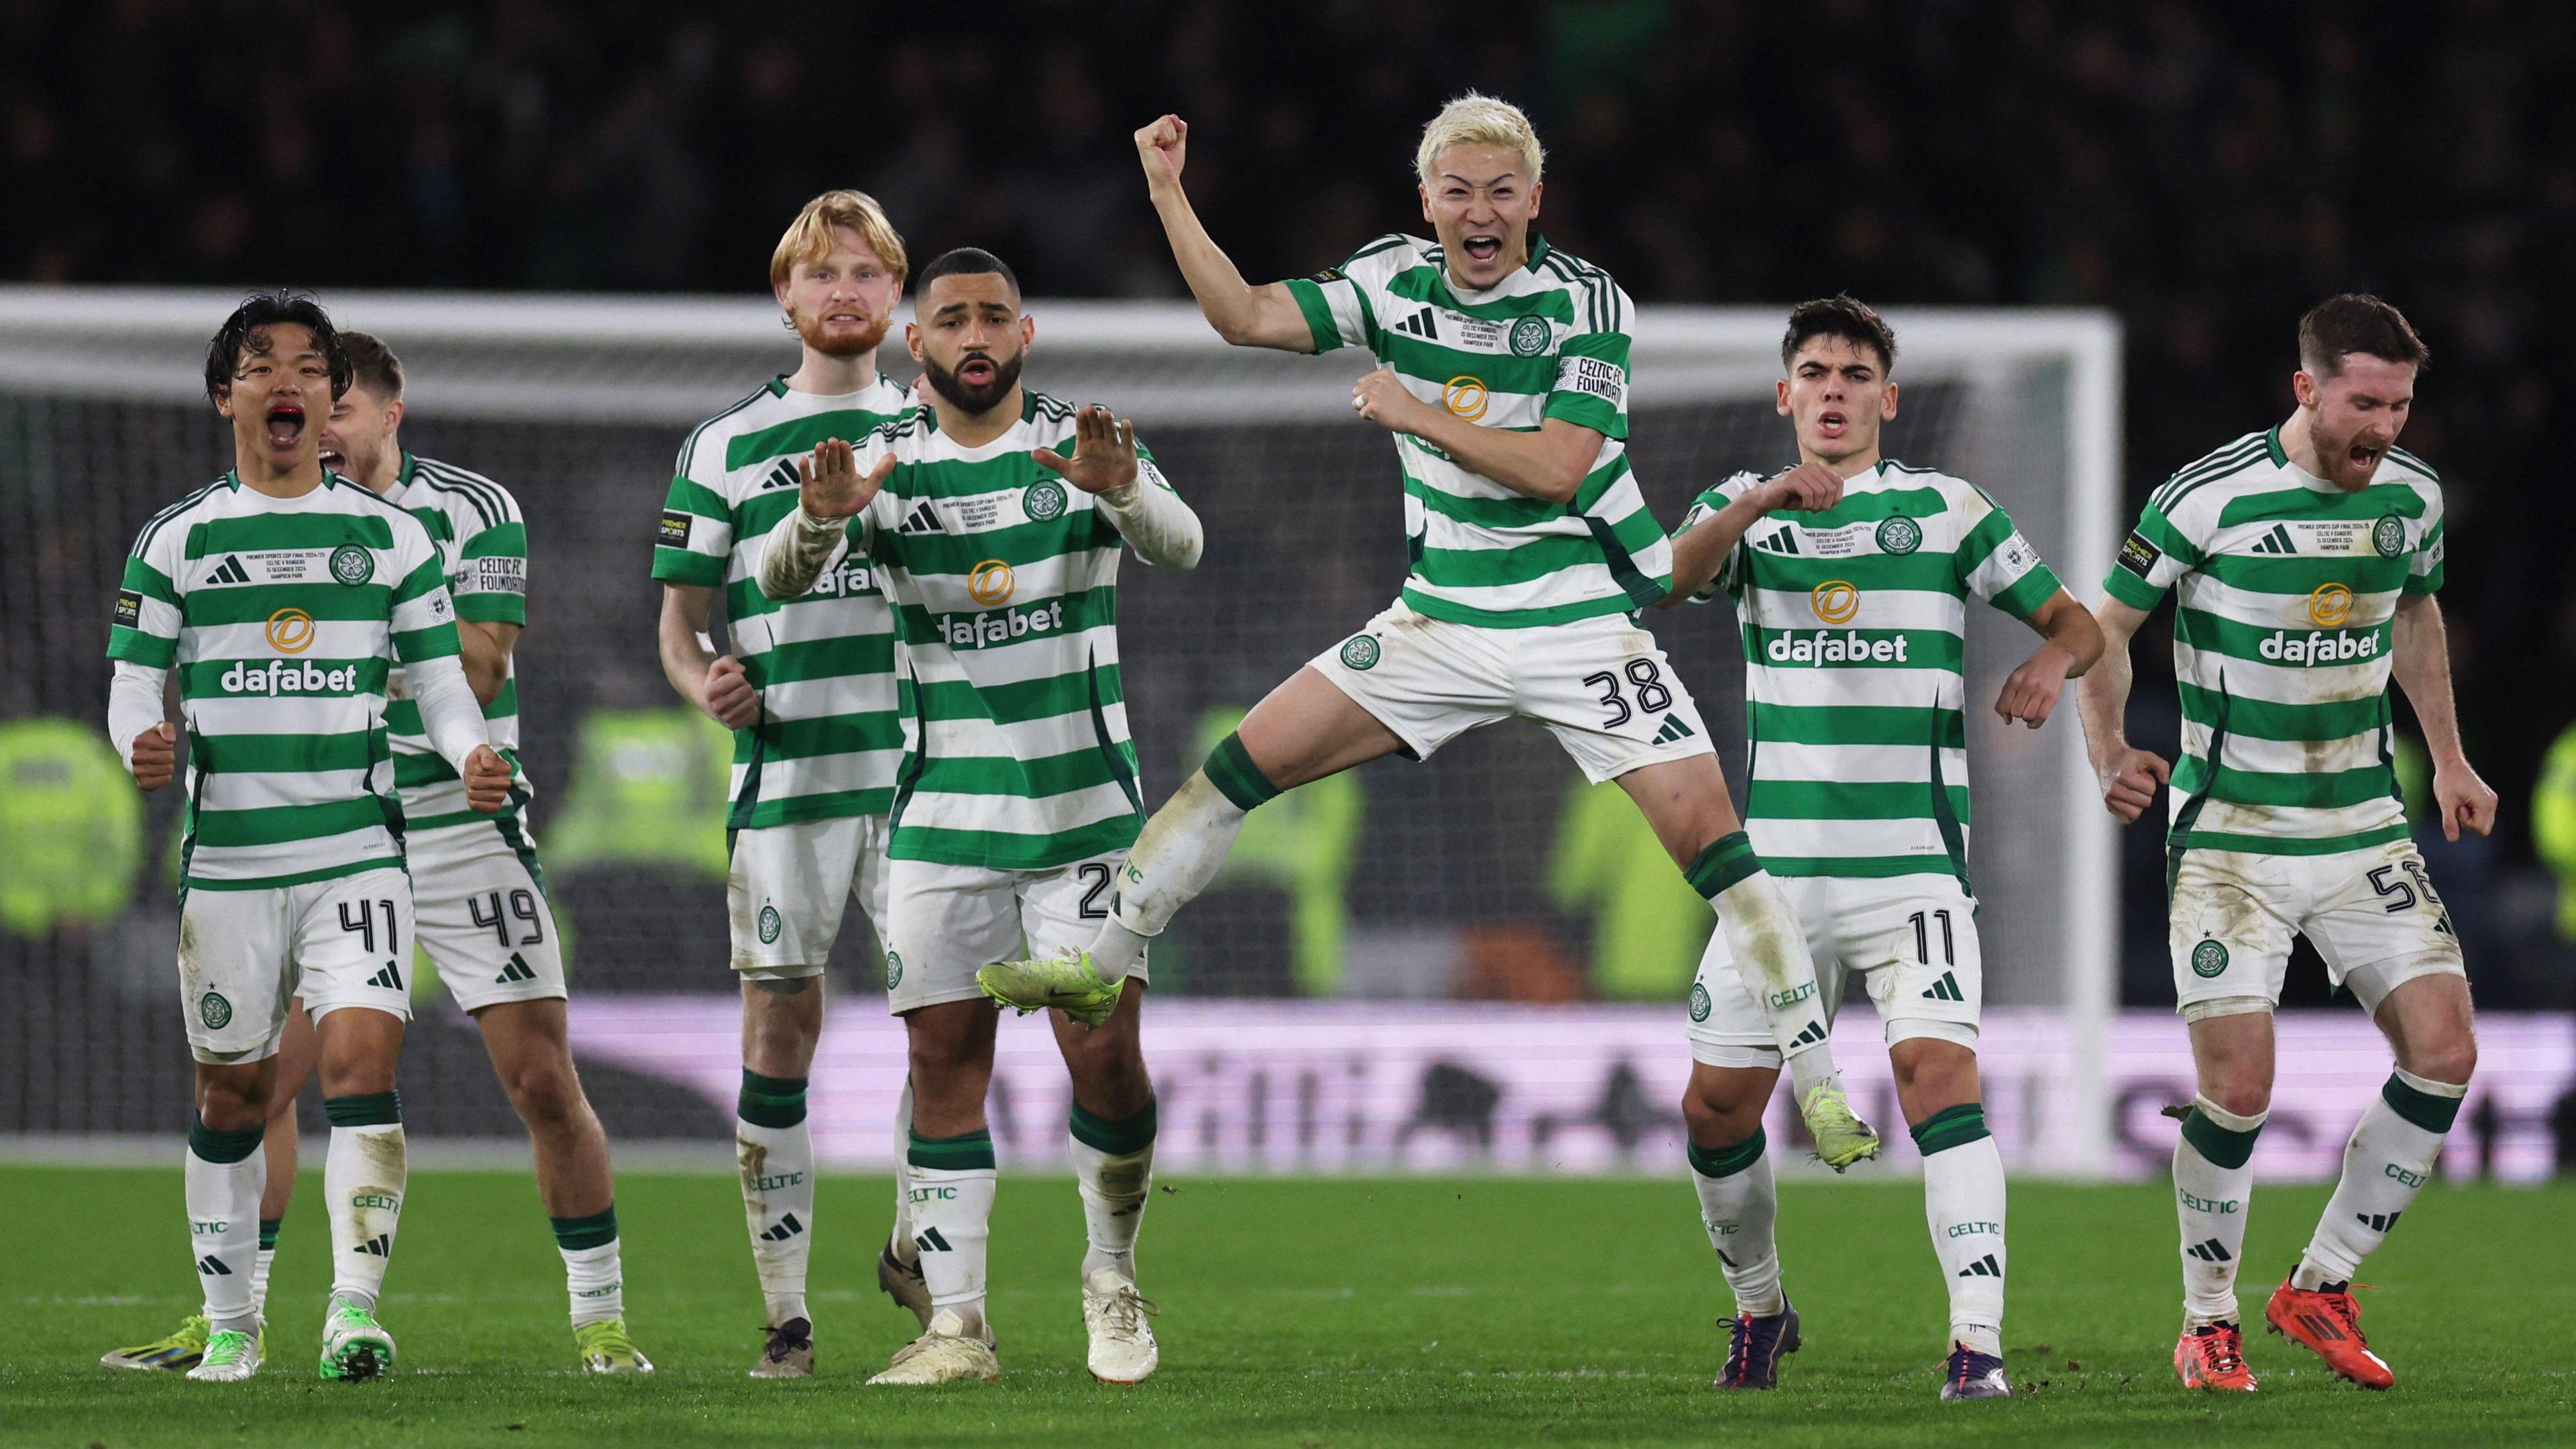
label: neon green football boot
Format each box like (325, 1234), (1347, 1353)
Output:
(574, 1318), (655, 1375)
(1798, 1079), (1882, 1171)
(318, 1301), (396, 1381)
(976, 949), (1122, 1027)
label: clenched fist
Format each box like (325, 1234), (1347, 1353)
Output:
(129, 720), (176, 790)
(463, 745), (514, 814)
(1136, 114), (1188, 190)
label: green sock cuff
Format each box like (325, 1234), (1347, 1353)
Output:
(322, 1091), (400, 1128)
(1686, 1128), (1766, 1179)
(188, 1114), (266, 1164)
(908, 1128), (996, 1171)
(1910, 1102), (1991, 1155)
(2180, 1106), (2263, 1170)
(550, 1206), (620, 1251)
(1684, 831), (1762, 900)
(1070, 1098), (1159, 1156)
(1202, 732), (1282, 812)
(739, 1070), (808, 1129)
(2381, 1073), (2463, 1134)
(258, 1217), (282, 1251)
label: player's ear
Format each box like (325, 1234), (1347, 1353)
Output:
(1527, 179), (1542, 219)
(1775, 378), (1792, 419)
(1020, 313), (1036, 352)
(1418, 183), (1432, 225)
(212, 383), (234, 419)
(1880, 382), (1898, 421)
(2292, 370), (2317, 410)
(905, 322), (924, 362)
(384, 398), (406, 435)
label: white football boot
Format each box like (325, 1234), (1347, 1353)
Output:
(867, 1307), (999, 1386)
(1081, 1267), (1161, 1384)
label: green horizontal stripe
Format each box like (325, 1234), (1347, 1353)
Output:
(106, 629), (176, 667)
(2174, 607), (2390, 664)
(1283, 276), (1345, 354)
(2178, 821), (2411, 857)
(184, 855), (400, 891)
(745, 631), (898, 687)
(883, 514), (1118, 576)
(2176, 683), (2386, 741)
(1398, 586), (1635, 629)
(2171, 755), (2397, 810)
(663, 476), (729, 518)
(1743, 625), (1966, 670)
(2196, 553), (2410, 596)
(2406, 564), (2443, 595)
(454, 592), (526, 625)
(460, 523), (527, 559)
(1377, 333), (1561, 394)
(180, 582), (392, 625)
(1383, 265), (1574, 323)
(750, 712), (906, 759)
(890, 450), (1083, 502)
(724, 407), (907, 470)
(121, 556), (178, 603)
(1989, 566), (2060, 619)
(407, 808), (515, 833)
(1405, 474), (1568, 529)
(1599, 500), (1667, 558)
(913, 744), (1140, 799)
(383, 680), (515, 734)
(651, 547), (727, 588)
(391, 555), (449, 604)
(1749, 702), (1966, 748)
(1731, 550), (1967, 593)
(733, 786), (894, 829)
(196, 730), (385, 774)
(1762, 854), (1964, 879)
(177, 657), (390, 696)
(392, 744), (521, 788)
(888, 814), (1142, 871)
(2133, 506), (2202, 566)
(1748, 780), (1972, 822)
(1418, 531), (1628, 589)
(1772, 484), (1952, 528)
(2102, 565), (2165, 610)
(187, 512), (394, 557)
(1542, 390), (1622, 438)
(912, 666), (1124, 726)
(191, 796), (389, 847)
(2214, 482), (2428, 531)
(393, 625), (461, 661)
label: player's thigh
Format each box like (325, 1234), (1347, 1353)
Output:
(411, 824), (566, 1013)
(2300, 839), (2469, 1021)
(727, 814), (871, 980)
(883, 857), (1025, 1015)
(1841, 874), (1984, 1053)
(176, 885), (298, 1065)
(1686, 875), (1839, 1068)
(1517, 616), (1720, 790)
(1022, 853), (1144, 985)
(290, 866), (418, 1030)
(1287, 603), (1515, 782)
(2167, 848), (2298, 1020)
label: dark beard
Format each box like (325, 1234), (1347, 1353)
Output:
(922, 350), (1023, 416)
(794, 307), (890, 358)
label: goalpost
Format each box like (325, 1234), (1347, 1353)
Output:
(0, 289), (2123, 1177)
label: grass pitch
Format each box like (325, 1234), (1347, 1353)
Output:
(3, 1165), (2569, 1447)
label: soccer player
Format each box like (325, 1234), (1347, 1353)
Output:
(100, 332), (652, 1375)
(979, 95), (1879, 1167)
(1661, 298), (2102, 1398)
(104, 293), (511, 1383)
(762, 247), (1203, 1386)
(2076, 295), (2492, 1392)
(653, 190), (915, 1379)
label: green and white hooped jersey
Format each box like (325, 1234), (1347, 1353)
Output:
(653, 374), (911, 828)
(2103, 427), (2445, 857)
(1283, 233), (1669, 627)
(1682, 461), (2064, 882)
(845, 392), (1163, 871)
(382, 453), (531, 835)
(107, 472), (462, 890)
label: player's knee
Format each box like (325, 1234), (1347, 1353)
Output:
(197, 1075), (270, 1132)
(2402, 1030), (2476, 1088)
(506, 1059), (586, 1127)
(2202, 1071), (2272, 1119)
(1682, 1070), (1768, 1144)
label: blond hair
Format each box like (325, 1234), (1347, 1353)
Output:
(1414, 92), (1546, 188)
(770, 189), (909, 289)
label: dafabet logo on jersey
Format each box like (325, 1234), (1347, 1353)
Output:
(967, 559), (1016, 606)
(1810, 580), (1861, 625)
(1441, 376), (1489, 421)
(266, 607), (316, 653)
(2256, 581), (2380, 665)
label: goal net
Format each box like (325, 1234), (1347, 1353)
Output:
(0, 289), (2123, 1176)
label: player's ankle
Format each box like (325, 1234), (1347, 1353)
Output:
(765, 1293), (809, 1328)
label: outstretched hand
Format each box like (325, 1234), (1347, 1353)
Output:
(1136, 114), (1188, 190)
(1033, 405), (1141, 495)
(798, 437), (896, 521)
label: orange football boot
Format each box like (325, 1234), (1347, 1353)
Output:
(2174, 1321), (2259, 1391)
(2265, 1277), (2394, 1389)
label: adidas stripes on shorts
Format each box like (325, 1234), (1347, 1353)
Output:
(178, 865), (417, 1064)
(1309, 601), (1716, 785)
(1686, 872), (1983, 1069)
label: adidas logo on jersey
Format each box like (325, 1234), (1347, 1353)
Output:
(900, 503), (943, 535)
(2248, 523), (2297, 555)
(759, 459), (799, 491)
(1756, 528), (1801, 555)
(208, 554), (254, 585)
(1391, 305), (1439, 339)
(1651, 713), (1696, 745)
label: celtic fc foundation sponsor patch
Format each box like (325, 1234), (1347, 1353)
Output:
(2190, 939), (2230, 978)
(199, 991), (233, 1030)
(1339, 633), (1381, 671)
(329, 543), (374, 586)
(1688, 981), (1711, 1022)
(1023, 480), (1067, 521)
(1875, 516), (1922, 555)
(757, 905), (782, 945)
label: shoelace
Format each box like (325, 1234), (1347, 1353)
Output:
(2314, 1283), (2376, 1344)
(2199, 1327), (2246, 1376)
(1723, 1315), (1760, 1383)
(1098, 1286), (1160, 1336)
(762, 1324), (807, 1361)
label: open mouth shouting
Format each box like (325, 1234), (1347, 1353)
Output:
(1814, 408), (1851, 441)
(957, 352), (998, 388)
(1461, 232), (1504, 266)
(265, 401), (306, 451)
(2345, 439), (2385, 475)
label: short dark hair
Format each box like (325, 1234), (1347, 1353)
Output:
(2298, 294), (2428, 378)
(1782, 294), (1896, 374)
(205, 290), (352, 403)
(339, 330), (404, 400)
(914, 247), (1020, 303)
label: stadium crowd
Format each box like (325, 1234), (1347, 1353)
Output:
(7, 0), (2572, 1001)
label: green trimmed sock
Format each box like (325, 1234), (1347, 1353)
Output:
(1201, 732), (1281, 812)
(1918, 1104), (2006, 1354)
(553, 1207), (625, 1327)
(1687, 1130), (1780, 1315)
(1071, 1102), (1157, 1277)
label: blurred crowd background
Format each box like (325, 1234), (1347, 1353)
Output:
(7, 0), (2575, 1020)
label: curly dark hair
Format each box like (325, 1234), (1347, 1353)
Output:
(203, 290), (353, 403)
